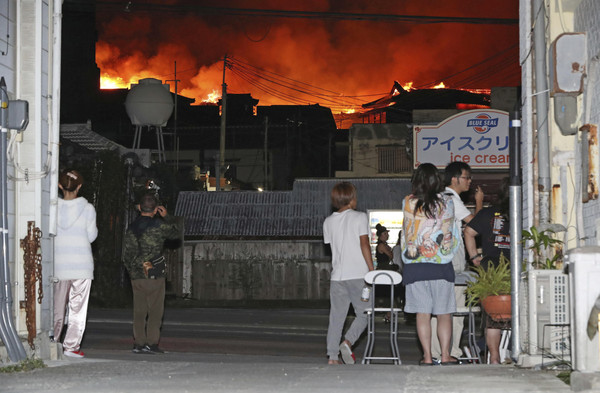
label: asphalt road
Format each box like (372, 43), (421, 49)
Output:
(81, 306), (424, 364)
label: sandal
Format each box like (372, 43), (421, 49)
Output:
(419, 358), (434, 366)
(441, 357), (463, 366)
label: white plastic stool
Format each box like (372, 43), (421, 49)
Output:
(361, 270), (403, 365)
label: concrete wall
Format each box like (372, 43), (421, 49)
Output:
(520, 0), (600, 249)
(336, 123), (412, 178)
(412, 109), (459, 125)
(576, 0), (600, 244)
(186, 240), (332, 301)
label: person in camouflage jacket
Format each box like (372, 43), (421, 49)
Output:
(122, 193), (180, 354)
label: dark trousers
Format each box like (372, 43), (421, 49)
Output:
(131, 278), (165, 346)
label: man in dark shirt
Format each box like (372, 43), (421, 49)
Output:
(122, 193), (180, 354)
(464, 178), (511, 364)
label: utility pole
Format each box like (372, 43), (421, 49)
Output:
(218, 54), (228, 191)
(166, 61), (180, 170)
(264, 116), (268, 190)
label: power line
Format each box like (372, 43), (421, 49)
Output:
(415, 43), (519, 89)
(95, 2), (518, 25)
(230, 57), (364, 101)
(228, 57), (365, 110)
(225, 46), (518, 113)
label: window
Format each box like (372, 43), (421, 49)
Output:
(377, 145), (411, 173)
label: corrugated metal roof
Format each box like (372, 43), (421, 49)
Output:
(175, 178), (412, 238)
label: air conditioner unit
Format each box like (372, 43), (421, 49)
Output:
(519, 270), (570, 358)
(565, 246), (600, 372)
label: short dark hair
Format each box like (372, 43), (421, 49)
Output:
(444, 161), (471, 186)
(330, 182), (356, 210)
(139, 193), (158, 213)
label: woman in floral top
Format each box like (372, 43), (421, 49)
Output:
(401, 163), (460, 366)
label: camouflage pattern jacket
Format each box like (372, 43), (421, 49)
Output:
(122, 215), (180, 280)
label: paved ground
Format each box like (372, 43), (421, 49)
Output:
(1, 352), (571, 393)
(0, 307), (574, 392)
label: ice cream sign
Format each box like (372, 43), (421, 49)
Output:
(413, 109), (509, 169)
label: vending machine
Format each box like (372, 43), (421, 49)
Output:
(367, 209), (404, 268)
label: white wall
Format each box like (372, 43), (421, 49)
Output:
(0, 0), (55, 349)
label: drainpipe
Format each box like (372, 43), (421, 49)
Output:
(0, 79), (27, 362)
(534, 0), (551, 226)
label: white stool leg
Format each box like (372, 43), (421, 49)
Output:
(499, 329), (511, 363)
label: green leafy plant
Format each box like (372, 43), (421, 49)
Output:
(522, 226), (564, 269)
(0, 358), (46, 373)
(466, 253), (511, 307)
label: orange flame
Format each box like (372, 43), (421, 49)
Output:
(402, 82), (414, 91)
(433, 82), (446, 89)
(202, 89), (221, 104)
(100, 73), (128, 89)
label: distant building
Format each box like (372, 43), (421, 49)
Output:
(174, 178), (411, 302)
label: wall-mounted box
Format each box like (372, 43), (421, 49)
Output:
(550, 33), (586, 96)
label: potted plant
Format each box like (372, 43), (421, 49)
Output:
(466, 253), (512, 320)
(521, 225), (564, 269)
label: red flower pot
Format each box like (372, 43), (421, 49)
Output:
(481, 295), (512, 321)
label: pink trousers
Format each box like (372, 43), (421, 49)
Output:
(53, 279), (92, 352)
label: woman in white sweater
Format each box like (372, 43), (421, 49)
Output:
(53, 169), (98, 358)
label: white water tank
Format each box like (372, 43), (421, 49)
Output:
(565, 246), (600, 372)
(125, 78), (174, 126)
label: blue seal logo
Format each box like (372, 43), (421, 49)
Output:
(466, 113), (499, 134)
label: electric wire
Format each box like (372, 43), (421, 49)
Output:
(230, 57), (364, 101)
(94, 2), (518, 26)
(229, 64), (364, 112)
(415, 43), (519, 89)
(228, 57), (365, 109)
(227, 44), (517, 112)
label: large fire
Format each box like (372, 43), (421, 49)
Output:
(100, 74), (128, 89)
(95, 2), (519, 111)
(202, 89), (221, 104)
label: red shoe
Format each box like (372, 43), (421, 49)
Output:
(64, 350), (85, 358)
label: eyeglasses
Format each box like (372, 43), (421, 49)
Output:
(458, 176), (472, 180)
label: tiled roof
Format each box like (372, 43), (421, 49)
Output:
(61, 123), (124, 152)
(175, 178), (412, 239)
